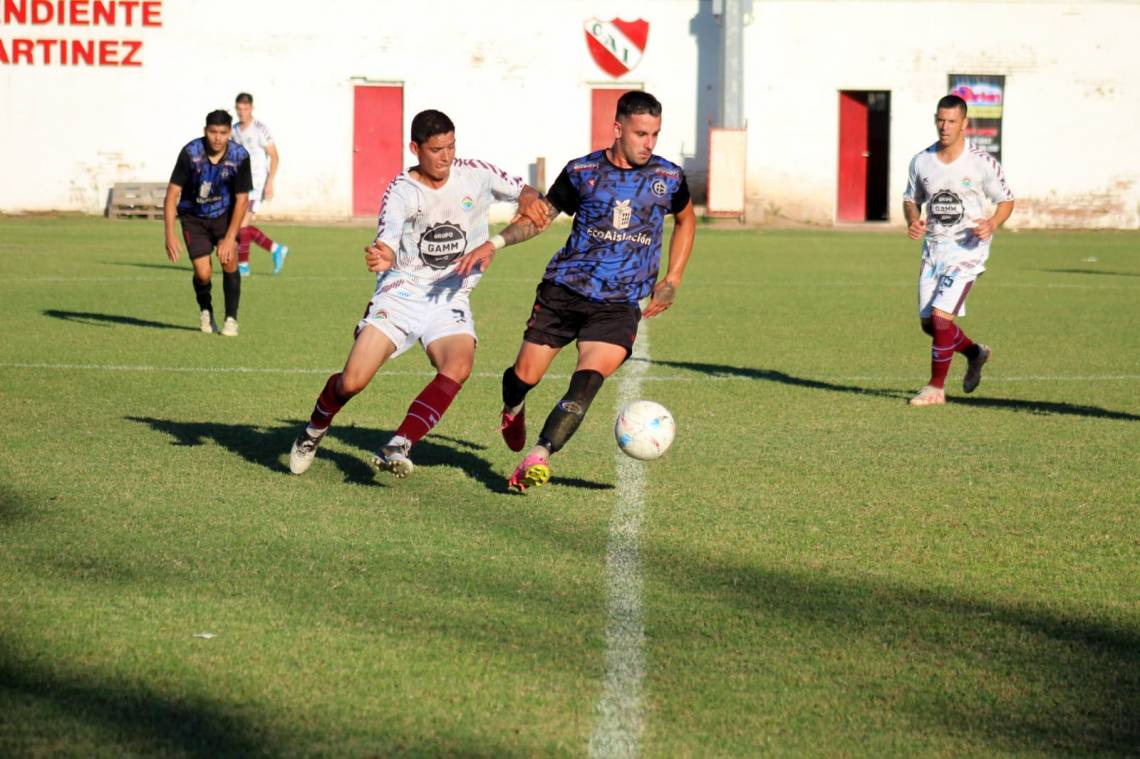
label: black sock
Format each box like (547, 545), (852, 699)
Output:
(537, 369), (605, 453)
(222, 270), (241, 320)
(502, 366), (536, 411)
(193, 274), (212, 313)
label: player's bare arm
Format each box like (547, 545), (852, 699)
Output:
(454, 190), (558, 277)
(265, 143), (279, 200)
(163, 183), (184, 262)
(644, 200), (696, 318)
(217, 193), (249, 264)
(973, 200), (1015, 242)
(903, 200), (926, 240)
(364, 240), (396, 273)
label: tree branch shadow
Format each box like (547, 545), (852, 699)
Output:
(1033, 268), (1140, 278)
(646, 359), (1139, 421)
(44, 309), (198, 332)
(0, 643), (275, 757)
(653, 550), (1140, 755)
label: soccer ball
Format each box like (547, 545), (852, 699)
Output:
(614, 400), (676, 461)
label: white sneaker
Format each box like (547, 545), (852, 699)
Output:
(289, 425), (327, 475)
(221, 317), (239, 337)
(199, 309), (218, 334)
(963, 344), (991, 394)
(373, 436), (414, 478)
(909, 385), (946, 407)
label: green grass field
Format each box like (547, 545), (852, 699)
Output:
(1, 216), (1137, 757)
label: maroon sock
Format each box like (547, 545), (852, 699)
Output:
(309, 373), (349, 429)
(928, 316), (958, 389)
(951, 324), (975, 356)
(395, 373), (463, 444)
(247, 225), (274, 251)
(238, 227), (253, 264)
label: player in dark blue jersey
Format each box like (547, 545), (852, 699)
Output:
(456, 91), (697, 492)
(163, 109), (253, 336)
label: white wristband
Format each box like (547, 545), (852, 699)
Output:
(489, 234), (506, 251)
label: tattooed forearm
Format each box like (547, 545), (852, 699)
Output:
(499, 198), (560, 246)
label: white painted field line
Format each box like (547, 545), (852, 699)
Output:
(589, 321), (650, 759)
(2, 362), (1138, 384)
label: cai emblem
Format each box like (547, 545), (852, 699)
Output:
(651, 179), (668, 197)
(929, 190), (965, 226)
(418, 222), (467, 270)
(584, 18), (649, 78)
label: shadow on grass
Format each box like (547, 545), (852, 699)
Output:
(652, 552), (1140, 755)
(1034, 268), (1140, 278)
(125, 416), (380, 487)
(125, 416), (611, 493)
(0, 644), (274, 757)
(104, 261), (186, 272)
(44, 309), (198, 332)
(647, 358), (1140, 421)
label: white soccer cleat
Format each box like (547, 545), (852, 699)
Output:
(909, 385), (946, 407)
(289, 425), (327, 475)
(199, 309), (218, 334)
(963, 343), (991, 394)
(373, 436), (414, 478)
(220, 317), (239, 337)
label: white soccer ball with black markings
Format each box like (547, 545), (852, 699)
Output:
(614, 400), (675, 461)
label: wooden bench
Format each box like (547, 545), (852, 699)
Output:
(108, 182), (167, 220)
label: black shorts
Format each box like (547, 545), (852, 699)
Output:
(523, 280), (641, 355)
(180, 214), (232, 260)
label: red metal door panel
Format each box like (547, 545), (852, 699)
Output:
(353, 85), (403, 217)
(837, 91), (869, 222)
(590, 88), (633, 152)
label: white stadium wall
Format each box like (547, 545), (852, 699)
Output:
(2, 0), (1137, 228)
(744, 1), (1140, 228)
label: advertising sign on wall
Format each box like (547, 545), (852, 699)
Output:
(948, 74), (1005, 162)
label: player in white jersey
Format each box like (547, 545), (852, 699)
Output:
(288, 110), (542, 477)
(903, 94), (1015, 406)
(233, 93), (289, 277)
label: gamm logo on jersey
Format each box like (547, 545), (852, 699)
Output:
(419, 222), (467, 270)
(584, 18), (649, 78)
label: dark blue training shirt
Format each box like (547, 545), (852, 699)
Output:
(169, 138), (253, 220)
(543, 150), (690, 304)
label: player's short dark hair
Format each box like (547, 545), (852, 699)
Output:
(410, 110), (455, 145)
(937, 94), (968, 116)
(616, 91), (662, 120)
(205, 109), (233, 128)
(235, 92), (253, 105)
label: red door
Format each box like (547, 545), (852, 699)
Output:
(590, 88), (634, 152)
(837, 91), (869, 222)
(353, 85), (403, 216)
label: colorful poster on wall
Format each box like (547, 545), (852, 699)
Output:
(948, 74), (1005, 162)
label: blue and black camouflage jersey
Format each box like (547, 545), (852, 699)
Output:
(543, 150), (690, 304)
(169, 138), (253, 219)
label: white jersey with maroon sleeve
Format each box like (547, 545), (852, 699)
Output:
(372, 158), (524, 300)
(233, 119), (274, 189)
(904, 141), (1014, 269)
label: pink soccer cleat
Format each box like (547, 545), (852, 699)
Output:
(508, 452), (552, 492)
(499, 407), (527, 452)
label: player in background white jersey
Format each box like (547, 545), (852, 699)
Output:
(289, 109), (543, 477)
(903, 94), (1015, 406)
(233, 93), (289, 276)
